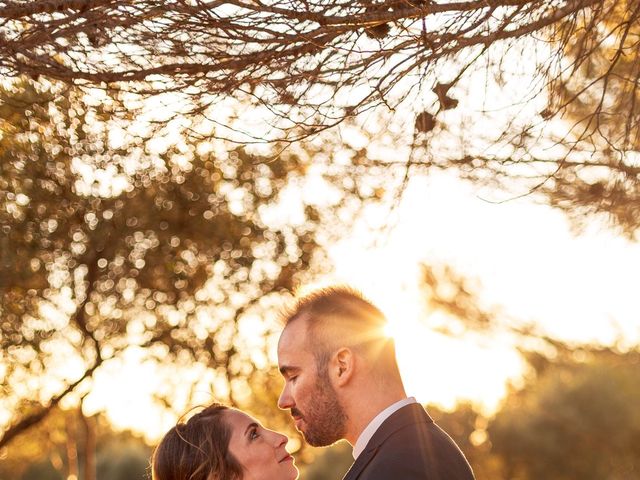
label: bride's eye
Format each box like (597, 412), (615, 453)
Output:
(249, 427), (260, 441)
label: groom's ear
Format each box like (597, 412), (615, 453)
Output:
(331, 347), (355, 387)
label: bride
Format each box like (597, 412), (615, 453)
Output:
(151, 403), (298, 480)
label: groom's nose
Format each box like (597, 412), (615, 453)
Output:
(278, 385), (293, 410)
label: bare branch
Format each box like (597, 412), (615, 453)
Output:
(0, 358), (102, 448)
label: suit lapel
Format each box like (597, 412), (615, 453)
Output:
(342, 445), (380, 480)
(342, 404), (434, 480)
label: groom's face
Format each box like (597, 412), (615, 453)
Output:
(277, 317), (347, 446)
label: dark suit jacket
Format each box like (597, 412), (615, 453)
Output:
(342, 403), (475, 480)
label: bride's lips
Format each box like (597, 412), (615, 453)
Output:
(279, 454), (294, 463)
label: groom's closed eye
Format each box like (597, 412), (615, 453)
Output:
(279, 366), (300, 379)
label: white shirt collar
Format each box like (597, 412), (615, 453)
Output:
(352, 397), (417, 459)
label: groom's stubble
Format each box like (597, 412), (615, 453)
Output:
(295, 365), (347, 447)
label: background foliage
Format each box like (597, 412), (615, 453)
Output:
(2, 1), (639, 478)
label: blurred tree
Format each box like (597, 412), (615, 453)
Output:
(420, 264), (510, 334)
(1, 1), (638, 237)
(411, 0), (640, 238)
(488, 345), (640, 479)
(0, 406), (151, 480)
(427, 403), (500, 480)
(299, 441), (353, 480)
(551, 0), (640, 153)
(419, 263), (640, 478)
(0, 78), (385, 448)
(0, 0), (630, 142)
(1, 0), (639, 248)
(420, 263), (553, 341)
(0, 404), (67, 480)
(19, 463), (62, 480)
(542, 0), (640, 233)
(96, 436), (150, 480)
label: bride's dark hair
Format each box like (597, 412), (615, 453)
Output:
(151, 403), (243, 480)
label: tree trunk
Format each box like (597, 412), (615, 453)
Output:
(79, 409), (96, 480)
(65, 416), (79, 480)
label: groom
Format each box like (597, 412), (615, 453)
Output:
(277, 286), (475, 480)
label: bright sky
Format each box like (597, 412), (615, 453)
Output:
(329, 171), (640, 412)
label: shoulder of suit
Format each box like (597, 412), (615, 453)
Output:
(370, 419), (475, 480)
(370, 403), (434, 444)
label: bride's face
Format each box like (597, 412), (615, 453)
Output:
(226, 409), (298, 480)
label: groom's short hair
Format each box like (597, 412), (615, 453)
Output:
(281, 286), (399, 376)
(283, 285), (385, 328)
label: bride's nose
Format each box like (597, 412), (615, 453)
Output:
(269, 429), (288, 447)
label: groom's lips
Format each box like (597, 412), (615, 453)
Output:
(290, 409), (303, 424)
(291, 414), (303, 429)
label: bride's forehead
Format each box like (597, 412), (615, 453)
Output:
(225, 409), (257, 427)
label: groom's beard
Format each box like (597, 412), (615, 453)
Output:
(295, 371), (347, 447)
